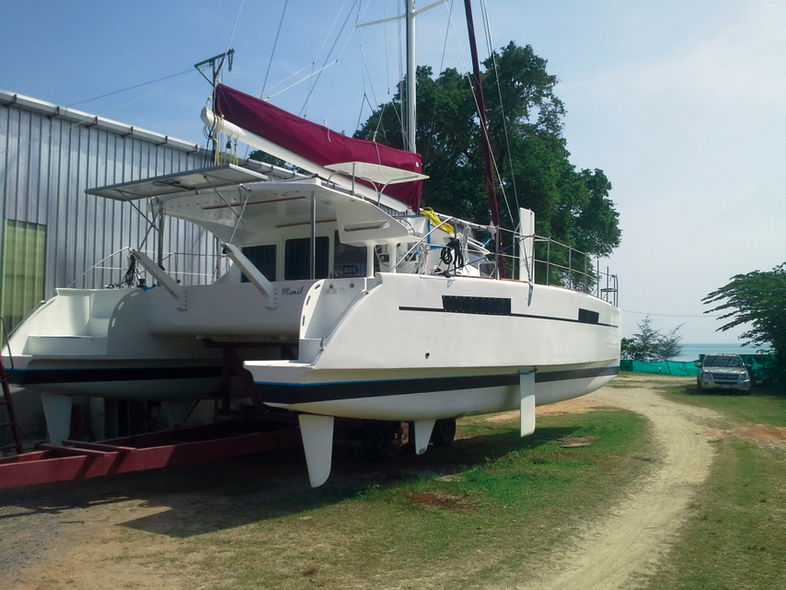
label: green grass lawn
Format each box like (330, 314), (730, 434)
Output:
(666, 382), (786, 428)
(177, 409), (652, 590)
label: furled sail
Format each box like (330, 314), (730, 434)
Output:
(214, 84), (423, 211)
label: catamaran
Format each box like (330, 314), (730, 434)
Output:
(2, 2), (620, 486)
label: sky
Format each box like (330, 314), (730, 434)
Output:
(3, 0), (785, 345)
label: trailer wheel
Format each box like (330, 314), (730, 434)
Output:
(431, 418), (456, 447)
(362, 421), (399, 461)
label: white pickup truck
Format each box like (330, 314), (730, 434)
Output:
(696, 354), (751, 392)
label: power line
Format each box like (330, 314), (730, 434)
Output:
(623, 309), (723, 319)
(66, 69), (195, 109)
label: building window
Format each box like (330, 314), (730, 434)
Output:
(1, 220), (46, 334)
(284, 237), (329, 280)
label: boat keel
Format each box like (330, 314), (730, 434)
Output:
(298, 414), (334, 487)
(413, 419), (436, 455)
(520, 370), (536, 437)
(41, 392), (73, 445)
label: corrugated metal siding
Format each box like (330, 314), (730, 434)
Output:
(0, 99), (218, 321)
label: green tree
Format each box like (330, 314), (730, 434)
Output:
(703, 262), (786, 378)
(354, 42), (621, 273)
(622, 316), (683, 361)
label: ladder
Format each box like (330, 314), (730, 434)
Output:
(0, 344), (23, 456)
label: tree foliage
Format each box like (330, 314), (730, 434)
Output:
(621, 316), (683, 361)
(354, 42), (621, 259)
(703, 262), (786, 377)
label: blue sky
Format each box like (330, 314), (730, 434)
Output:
(3, 0), (785, 344)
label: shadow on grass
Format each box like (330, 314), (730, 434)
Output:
(0, 424), (579, 537)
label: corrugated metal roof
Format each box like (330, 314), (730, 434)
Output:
(0, 89), (208, 156)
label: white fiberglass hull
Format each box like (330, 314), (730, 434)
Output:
(4, 274), (619, 407)
(2, 287), (228, 400)
(248, 272), (620, 419)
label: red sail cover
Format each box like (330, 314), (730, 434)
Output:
(214, 84), (423, 210)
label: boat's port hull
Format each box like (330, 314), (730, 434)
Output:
(4, 360), (225, 400)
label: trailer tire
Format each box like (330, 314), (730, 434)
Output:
(362, 421), (399, 461)
(431, 418), (456, 447)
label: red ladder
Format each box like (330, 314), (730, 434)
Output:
(0, 350), (23, 455)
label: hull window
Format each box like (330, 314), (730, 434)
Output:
(442, 295), (511, 316)
(578, 308), (600, 324)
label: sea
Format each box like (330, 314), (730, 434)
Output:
(672, 342), (768, 362)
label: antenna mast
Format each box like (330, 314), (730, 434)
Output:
(195, 49), (235, 156)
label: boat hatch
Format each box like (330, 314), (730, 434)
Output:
(85, 164), (269, 201)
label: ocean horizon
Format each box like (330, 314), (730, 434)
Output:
(671, 342), (769, 362)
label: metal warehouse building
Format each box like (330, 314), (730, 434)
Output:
(0, 90), (220, 335)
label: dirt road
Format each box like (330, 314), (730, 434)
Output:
(518, 374), (721, 590)
(0, 374), (723, 590)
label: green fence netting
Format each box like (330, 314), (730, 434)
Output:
(620, 360), (698, 376)
(621, 354), (775, 381)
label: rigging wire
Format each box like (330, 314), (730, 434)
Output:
(439, 0), (455, 72)
(259, 0), (289, 99)
(473, 0), (513, 227)
(434, 0), (515, 225)
(354, 3), (378, 132)
(300, 0), (360, 117)
(264, 62), (339, 102)
(383, 0), (392, 96)
(421, 0), (456, 163)
(480, 0), (520, 217)
(216, 0), (244, 158)
(321, 0), (373, 129)
(224, 0), (246, 63)
(0, 79), (189, 158)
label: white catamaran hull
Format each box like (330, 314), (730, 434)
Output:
(248, 272), (619, 418)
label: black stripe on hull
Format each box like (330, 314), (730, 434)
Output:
(398, 305), (619, 328)
(5, 365), (224, 385)
(255, 366), (619, 404)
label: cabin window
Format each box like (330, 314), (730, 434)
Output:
(1, 220), (46, 336)
(241, 245), (277, 282)
(333, 232), (367, 277)
(284, 237), (329, 280)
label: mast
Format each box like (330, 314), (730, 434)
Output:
(405, 0), (417, 153)
(463, 0), (504, 278)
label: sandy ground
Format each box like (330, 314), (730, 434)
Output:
(0, 374), (777, 590)
(517, 374), (723, 590)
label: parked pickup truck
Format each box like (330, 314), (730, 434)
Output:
(696, 354), (751, 392)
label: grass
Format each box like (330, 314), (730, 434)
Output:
(174, 409), (651, 590)
(662, 379), (786, 428)
(644, 381), (786, 590)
